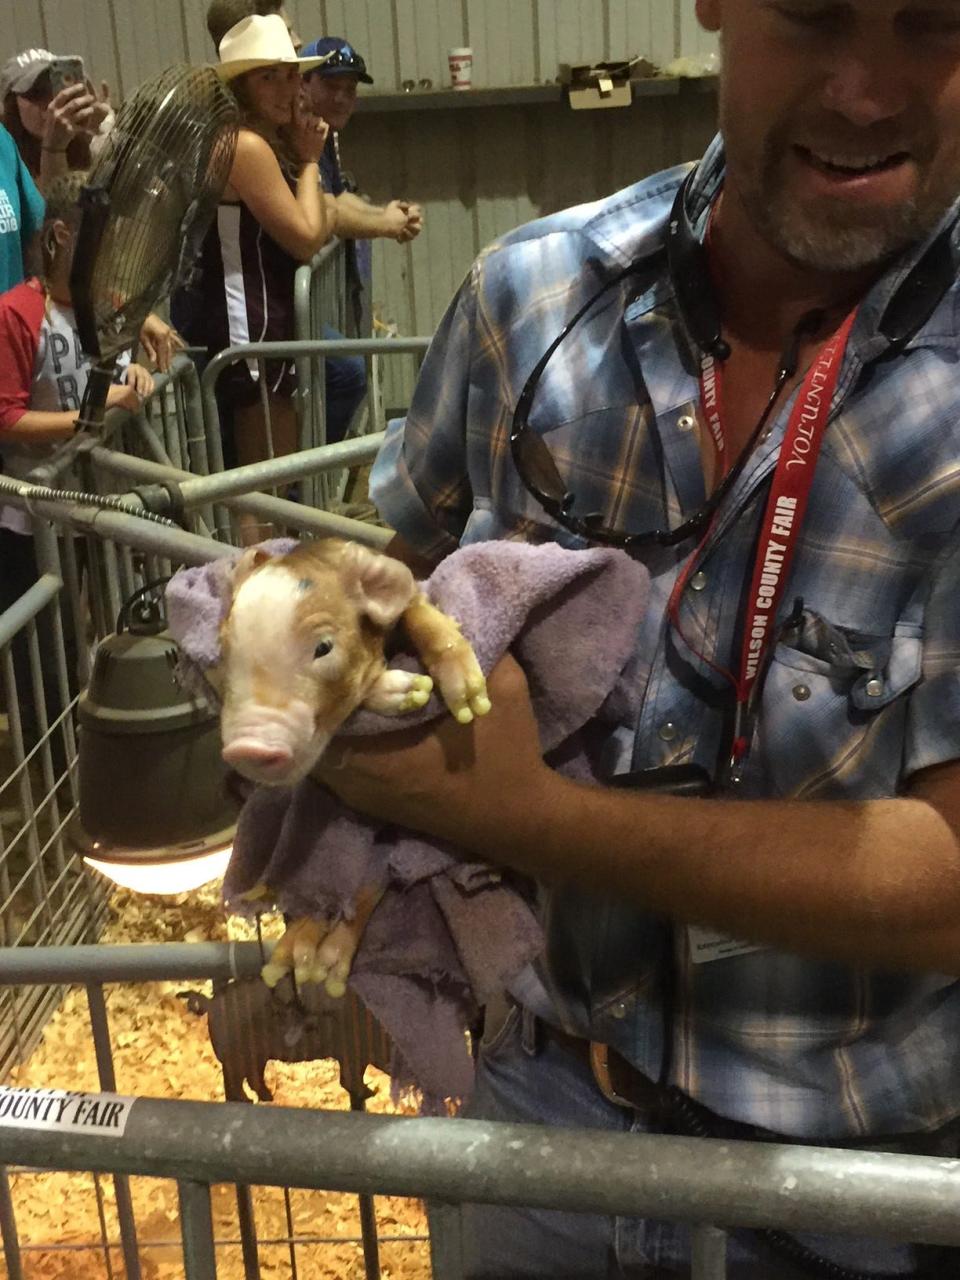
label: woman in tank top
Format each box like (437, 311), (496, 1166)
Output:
(178, 15), (335, 540)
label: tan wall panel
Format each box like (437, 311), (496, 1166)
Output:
(8, 4), (48, 56)
(347, 86), (718, 407)
(465, 0), (539, 88)
(37, 0), (123, 101)
(608, 0), (680, 68)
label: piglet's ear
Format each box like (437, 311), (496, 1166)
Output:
(339, 542), (417, 628)
(228, 546), (273, 595)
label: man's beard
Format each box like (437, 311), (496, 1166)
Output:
(748, 171), (926, 272)
(729, 119), (951, 273)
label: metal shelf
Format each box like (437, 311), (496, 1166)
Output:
(354, 76), (717, 114)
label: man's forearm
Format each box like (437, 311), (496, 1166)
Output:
(484, 773), (960, 972)
(334, 192), (394, 239)
(318, 657), (960, 973)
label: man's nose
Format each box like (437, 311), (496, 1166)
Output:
(820, 55), (909, 129)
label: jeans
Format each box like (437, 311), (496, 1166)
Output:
(448, 1000), (956, 1278)
(322, 324), (366, 445)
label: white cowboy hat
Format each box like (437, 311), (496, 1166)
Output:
(216, 14), (333, 80)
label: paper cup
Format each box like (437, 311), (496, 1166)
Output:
(448, 47), (473, 90)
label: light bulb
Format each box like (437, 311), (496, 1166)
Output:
(83, 845), (233, 895)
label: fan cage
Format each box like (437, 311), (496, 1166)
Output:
(72, 64), (239, 361)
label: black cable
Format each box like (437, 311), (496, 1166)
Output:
(662, 1086), (948, 1279)
(114, 576), (173, 635)
(0, 476), (181, 528)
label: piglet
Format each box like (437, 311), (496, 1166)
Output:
(213, 538), (491, 997)
(217, 537), (490, 787)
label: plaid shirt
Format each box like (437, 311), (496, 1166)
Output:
(371, 136), (960, 1141)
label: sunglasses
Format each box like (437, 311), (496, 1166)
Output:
(317, 48), (367, 77)
(508, 266), (809, 552)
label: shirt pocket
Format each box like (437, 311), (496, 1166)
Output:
(752, 612), (923, 799)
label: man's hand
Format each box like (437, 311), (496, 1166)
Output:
(138, 314), (186, 372)
(382, 199), (412, 240)
(397, 201), (423, 243)
(315, 654), (551, 856)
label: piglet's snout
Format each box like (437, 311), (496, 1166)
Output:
(222, 739), (293, 773)
(221, 700), (315, 783)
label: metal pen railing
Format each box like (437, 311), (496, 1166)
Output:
(198, 336), (429, 540)
(2, 948), (960, 1279)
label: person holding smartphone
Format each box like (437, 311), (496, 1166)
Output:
(0, 48), (112, 192)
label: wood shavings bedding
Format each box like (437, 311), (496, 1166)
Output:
(5, 884), (431, 1280)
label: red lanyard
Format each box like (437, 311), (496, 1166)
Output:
(667, 309), (858, 774)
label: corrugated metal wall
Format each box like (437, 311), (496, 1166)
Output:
(2, 1), (719, 402)
(2, 1), (717, 96)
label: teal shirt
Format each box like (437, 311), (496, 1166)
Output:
(0, 125), (44, 293)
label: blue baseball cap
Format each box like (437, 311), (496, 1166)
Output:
(300, 37), (373, 84)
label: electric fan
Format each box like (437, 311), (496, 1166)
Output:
(70, 64), (239, 430)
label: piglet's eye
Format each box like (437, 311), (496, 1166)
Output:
(313, 639), (334, 659)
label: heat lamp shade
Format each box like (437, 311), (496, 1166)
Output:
(74, 629), (238, 894)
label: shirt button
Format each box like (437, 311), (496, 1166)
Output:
(865, 678), (884, 697)
(792, 684), (811, 702)
(689, 571), (707, 592)
(658, 722), (679, 742)
(676, 414), (696, 432)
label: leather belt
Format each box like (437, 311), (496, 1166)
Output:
(541, 1022), (668, 1116)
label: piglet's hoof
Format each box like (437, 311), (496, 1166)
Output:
(362, 669), (434, 716)
(261, 885), (385, 998)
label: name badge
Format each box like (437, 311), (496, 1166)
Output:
(688, 925), (764, 964)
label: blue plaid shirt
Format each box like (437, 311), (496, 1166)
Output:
(370, 136), (960, 1141)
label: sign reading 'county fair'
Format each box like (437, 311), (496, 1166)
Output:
(0, 1087), (135, 1136)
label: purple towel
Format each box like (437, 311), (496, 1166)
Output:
(167, 540), (649, 1107)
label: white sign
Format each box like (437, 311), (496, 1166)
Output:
(688, 926), (765, 965)
(0, 1087), (135, 1136)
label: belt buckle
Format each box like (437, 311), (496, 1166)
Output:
(589, 1041), (635, 1110)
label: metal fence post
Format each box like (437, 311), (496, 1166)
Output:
(426, 1200), (465, 1280)
(178, 1180), (219, 1279)
(691, 1224), (728, 1279)
(87, 982), (142, 1280)
(0, 1165), (24, 1280)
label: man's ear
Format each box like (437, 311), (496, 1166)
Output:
(695, 0), (722, 33)
(338, 541), (418, 629)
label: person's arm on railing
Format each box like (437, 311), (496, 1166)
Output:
(2, 383), (145, 441)
(333, 192), (423, 242)
(229, 105), (333, 263)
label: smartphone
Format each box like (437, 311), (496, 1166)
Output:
(48, 56), (86, 97)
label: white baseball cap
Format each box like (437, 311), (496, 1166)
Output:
(216, 14), (333, 81)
